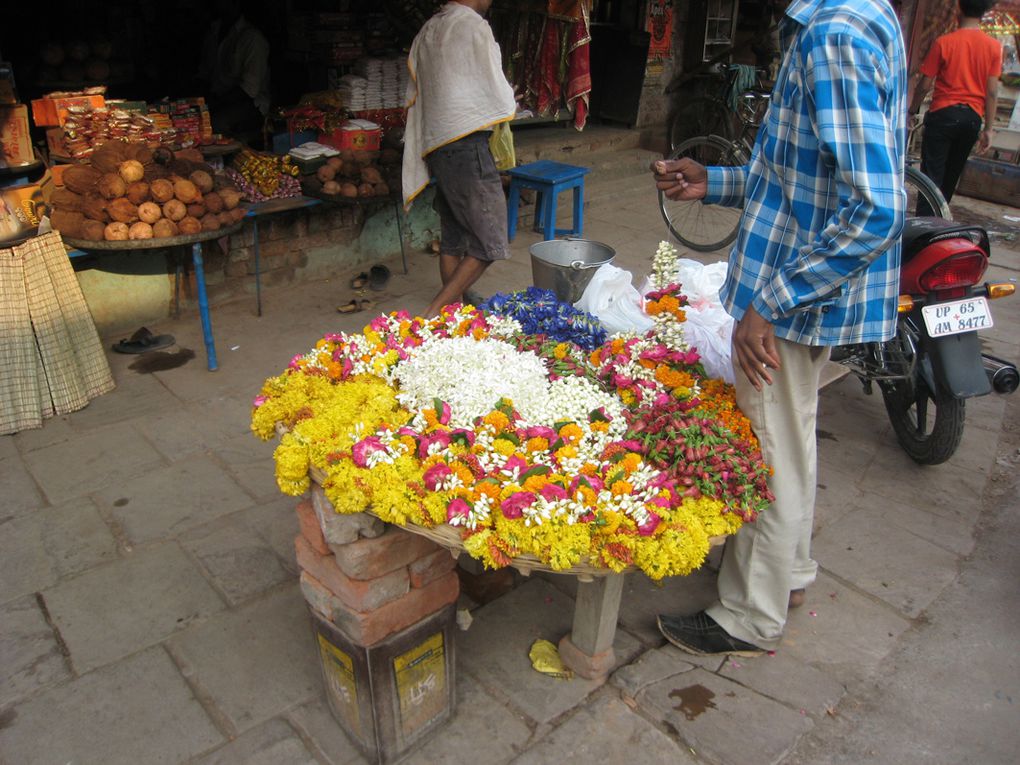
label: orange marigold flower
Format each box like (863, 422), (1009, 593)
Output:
(558, 423), (583, 442)
(611, 479), (634, 496)
(475, 481), (501, 501)
(526, 436), (549, 453)
(483, 411), (510, 432)
(621, 453), (641, 473)
(522, 474), (548, 492)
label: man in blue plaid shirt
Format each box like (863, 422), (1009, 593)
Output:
(653, 0), (906, 656)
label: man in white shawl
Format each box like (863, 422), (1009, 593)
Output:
(402, 0), (517, 317)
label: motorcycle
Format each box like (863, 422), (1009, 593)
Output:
(832, 216), (1018, 465)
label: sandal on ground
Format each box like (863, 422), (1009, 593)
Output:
(358, 298), (376, 312)
(337, 300), (363, 314)
(368, 264), (391, 291)
(112, 327), (176, 354)
(350, 272), (369, 290)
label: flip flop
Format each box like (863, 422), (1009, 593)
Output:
(358, 298), (376, 312)
(368, 265), (391, 291)
(337, 300), (363, 314)
(350, 272), (369, 290)
(112, 327), (176, 354)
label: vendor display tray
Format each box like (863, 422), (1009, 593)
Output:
(62, 221), (243, 251)
(301, 177), (397, 206)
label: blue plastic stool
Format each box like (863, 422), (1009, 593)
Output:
(507, 160), (590, 241)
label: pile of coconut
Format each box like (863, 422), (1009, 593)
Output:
(308, 145), (401, 199)
(50, 142), (246, 242)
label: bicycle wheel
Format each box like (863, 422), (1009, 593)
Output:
(905, 165), (952, 219)
(658, 135), (748, 252)
(669, 98), (737, 151)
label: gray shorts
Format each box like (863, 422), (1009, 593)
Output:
(427, 132), (511, 261)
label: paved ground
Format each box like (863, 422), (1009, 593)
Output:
(2, 159), (1019, 765)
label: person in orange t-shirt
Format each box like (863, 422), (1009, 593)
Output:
(910, 0), (1002, 214)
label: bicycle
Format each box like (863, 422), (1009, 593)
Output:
(658, 91), (952, 252)
(667, 63), (770, 151)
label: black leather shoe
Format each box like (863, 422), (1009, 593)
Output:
(657, 611), (764, 657)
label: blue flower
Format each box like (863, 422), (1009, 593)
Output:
(479, 289), (607, 350)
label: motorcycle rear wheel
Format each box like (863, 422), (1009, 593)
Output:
(881, 376), (965, 465)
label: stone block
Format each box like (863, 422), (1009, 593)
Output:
(311, 485), (385, 544)
(409, 547), (458, 588)
(190, 717), (317, 764)
(329, 570), (459, 647)
(226, 259), (250, 278)
(329, 525), (441, 581)
(295, 499), (330, 555)
(228, 246), (251, 263)
(295, 534), (410, 612)
(558, 633), (616, 681)
(299, 570), (341, 621)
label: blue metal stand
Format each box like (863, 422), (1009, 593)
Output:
(507, 160), (591, 241)
(191, 242), (218, 371)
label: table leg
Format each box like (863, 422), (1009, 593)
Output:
(392, 199), (408, 274)
(558, 574), (624, 682)
(191, 242), (218, 371)
(174, 251), (182, 318)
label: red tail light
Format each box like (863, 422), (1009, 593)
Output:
(919, 253), (988, 291)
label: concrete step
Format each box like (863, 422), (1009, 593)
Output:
(512, 124), (644, 165)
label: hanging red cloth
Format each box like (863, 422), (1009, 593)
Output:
(566, 18), (591, 130)
(531, 19), (562, 117)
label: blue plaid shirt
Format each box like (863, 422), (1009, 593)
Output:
(710, 0), (907, 345)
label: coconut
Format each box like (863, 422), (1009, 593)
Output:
(52, 188), (83, 211)
(81, 193), (108, 222)
(360, 166), (383, 185)
(137, 201), (162, 224)
(51, 209), (84, 238)
(98, 173), (126, 200)
(173, 179), (199, 204)
(189, 170), (214, 194)
(81, 219), (106, 241)
(326, 156), (344, 171)
(125, 181), (150, 205)
(150, 178), (175, 203)
(107, 198), (139, 223)
(204, 191), (224, 214)
(104, 222), (129, 241)
(357, 182), (375, 197)
(127, 144), (153, 165)
(178, 216), (202, 235)
(217, 211), (234, 226)
(317, 165), (336, 183)
(118, 160), (145, 184)
(128, 221), (153, 240)
(186, 203), (207, 219)
(374, 181), (390, 196)
(90, 146), (122, 174)
(152, 218), (179, 238)
(341, 182), (359, 198)
(200, 213), (221, 232)
(218, 188), (242, 210)
(322, 180), (341, 195)
(161, 199), (186, 222)
(63, 165), (101, 194)
(175, 148), (204, 163)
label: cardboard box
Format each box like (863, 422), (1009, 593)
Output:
(0, 104), (34, 167)
(319, 124), (382, 152)
(30, 94), (106, 127)
(0, 170), (53, 247)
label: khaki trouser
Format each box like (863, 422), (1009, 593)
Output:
(706, 338), (830, 649)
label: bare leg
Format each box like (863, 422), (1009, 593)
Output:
(439, 253), (460, 286)
(424, 256), (490, 318)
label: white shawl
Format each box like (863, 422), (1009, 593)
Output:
(402, 2), (516, 208)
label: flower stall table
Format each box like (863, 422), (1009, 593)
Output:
(64, 223), (242, 371)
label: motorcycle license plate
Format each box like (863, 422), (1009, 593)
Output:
(921, 297), (993, 337)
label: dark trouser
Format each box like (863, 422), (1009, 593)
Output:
(919, 104), (982, 215)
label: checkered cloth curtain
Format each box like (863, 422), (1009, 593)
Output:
(0, 231), (114, 435)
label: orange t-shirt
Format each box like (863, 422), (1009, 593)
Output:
(921, 28), (1003, 116)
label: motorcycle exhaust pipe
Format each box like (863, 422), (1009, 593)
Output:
(983, 353), (1020, 394)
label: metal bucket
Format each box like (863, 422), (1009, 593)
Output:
(529, 238), (616, 304)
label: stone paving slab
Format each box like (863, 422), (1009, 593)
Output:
(777, 571), (913, 685)
(9, 412), (77, 454)
(717, 649), (845, 716)
(457, 578), (643, 725)
(0, 498), (118, 602)
(0, 646), (224, 765)
(214, 431), (282, 504)
(244, 495), (301, 575)
(133, 394), (253, 462)
(0, 453), (45, 520)
(634, 666), (813, 765)
(812, 505), (960, 619)
(42, 542), (225, 673)
(166, 584), (321, 735)
(0, 594), (71, 708)
(191, 717), (318, 764)
(286, 694), (370, 765)
(610, 645), (701, 700)
(20, 422), (165, 506)
(64, 366), (181, 431)
(97, 453), (254, 544)
(400, 672), (534, 765)
(179, 511), (292, 606)
(511, 694), (698, 764)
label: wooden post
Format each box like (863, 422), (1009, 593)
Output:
(558, 573), (625, 681)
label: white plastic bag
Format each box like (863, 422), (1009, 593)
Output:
(574, 264), (654, 335)
(641, 258), (735, 383)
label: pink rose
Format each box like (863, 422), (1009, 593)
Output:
(525, 425), (557, 441)
(502, 455), (528, 476)
(252, 395), (267, 408)
(500, 491), (536, 519)
(539, 484), (568, 502)
(423, 463), (453, 491)
(418, 430), (452, 459)
(438, 401), (452, 425)
(637, 511), (661, 536)
(351, 437), (385, 468)
(446, 498), (471, 523)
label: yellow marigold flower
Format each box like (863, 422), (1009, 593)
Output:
(452, 463), (474, 485)
(610, 479), (633, 496)
(576, 485), (597, 505)
(423, 408), (440, 429)
(493, 439), (516, 457)
(589, 349), (602, 366)
(599, 511), (623, 534)
(589, 420), (610, 433)
(621, 453), (642, 473)
(620, 390), (636, 405)
(483, 411), (510, 432)
(610, 338), (625, 353)
(553, 343), (568, 360)
(672, 386), (691, 399)
(555, 444), (579, 461)
(526, 436), (549, 453)
(580, 462), (599, 476)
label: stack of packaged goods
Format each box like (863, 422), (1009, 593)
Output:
(337, 74), (368, 112)
(149, 98), (213, 147)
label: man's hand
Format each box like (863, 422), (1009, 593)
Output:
(732, 306), (781, 390)
(651, 158), (708, 201)
(978, 128), (994, 154)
